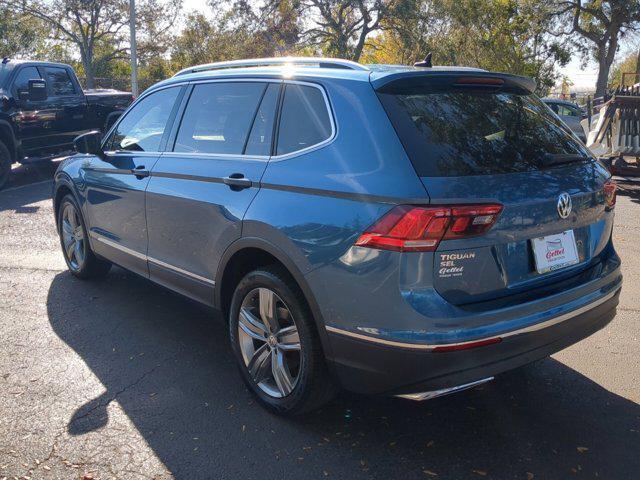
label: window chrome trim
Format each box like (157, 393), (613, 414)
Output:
(270, 80), (337, 161)
(89, 231), (215, 286)
(102, 150), (164, 157)
(325, 287), (620, 351)
(102, 78), (336, 162)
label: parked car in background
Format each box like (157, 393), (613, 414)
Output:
(0, 59), (132, 189)
(543, 98), (588, 143)
(54, 57), (621, 415)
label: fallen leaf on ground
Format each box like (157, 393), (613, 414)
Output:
(423, 469), (438, 477)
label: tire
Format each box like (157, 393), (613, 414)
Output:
(57, 194), (111, 279)
(229, 266), (337, 415)
(0, 140), (12, 190)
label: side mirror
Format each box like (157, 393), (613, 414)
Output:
(74, 131), (102, 155)
(27, 79), (47, 102)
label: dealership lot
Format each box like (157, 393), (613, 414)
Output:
(0, 176), (638, 480)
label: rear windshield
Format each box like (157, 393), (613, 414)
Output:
(377, 89), (591, 176)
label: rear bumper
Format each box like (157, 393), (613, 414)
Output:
(326, 286), (621, 395)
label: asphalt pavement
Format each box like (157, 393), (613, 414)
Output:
(0, 171), (638, 480)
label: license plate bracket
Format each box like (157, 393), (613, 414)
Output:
(532, 230), (579, 274)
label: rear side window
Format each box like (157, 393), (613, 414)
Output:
(378, 89), (590, 176)
(174, 82), (266, 155)
(107, 86), (180, 152)
(43, 67), (76, 96)
(276, 84), (332, 156)
(12, 67), (41, 95)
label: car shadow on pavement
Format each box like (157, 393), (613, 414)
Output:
(46, 269), (640, 480)
(0, 177), (53, 213)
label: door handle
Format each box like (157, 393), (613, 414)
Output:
(131, 165), (149, 179)
(223, 173), (252, 190)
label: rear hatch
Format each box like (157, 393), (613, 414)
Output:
(375, 71), (614, 305)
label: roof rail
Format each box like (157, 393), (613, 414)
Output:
(173, 57), (369, 77)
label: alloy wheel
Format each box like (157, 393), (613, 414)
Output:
(60, 203), (86, 271)
(237, 287), (302, 398)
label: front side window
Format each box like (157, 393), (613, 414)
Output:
(107, 87), (180, 152)
(276, 84), (332, 156)
(43, 67), (76, 96)
(174, 82), (266, 155)
(557, 105), (577, 117)
(13, 67), (41, 96)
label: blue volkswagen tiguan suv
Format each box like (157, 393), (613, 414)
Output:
(54, 57), (622, 414)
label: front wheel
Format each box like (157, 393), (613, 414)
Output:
(57, 194), (111, 279)
(229, 267), (336, 415)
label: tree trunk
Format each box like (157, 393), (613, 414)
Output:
(635, 49), (640, 85)
(595, 51), (609, 98)
(79, 47), (95, 89)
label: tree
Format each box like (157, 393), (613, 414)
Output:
(8, 0), (181, 88)
(299, 0), (409, 61)
(0, 8), (48, 58)
(555, 0), (640, 97)
(609, 47), (640, 86)
(365, 0), (571, 94)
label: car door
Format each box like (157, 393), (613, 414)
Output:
(10, 65), (50, 156)
(39, 66), (87, 150)
(83, 85), (184, 277)
(145, 80), (280, 305)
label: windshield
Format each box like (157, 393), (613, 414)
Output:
(377, 89), (591, 177)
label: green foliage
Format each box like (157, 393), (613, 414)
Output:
(0, 8), (47, 58)
(609, 50), (640, 86)
(365, 0), (571, 94)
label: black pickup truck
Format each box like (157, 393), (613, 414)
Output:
(0, 59), (133, 188)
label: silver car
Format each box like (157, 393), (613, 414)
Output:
(543, 98), (587, 143)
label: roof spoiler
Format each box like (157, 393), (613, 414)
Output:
(373, 71), (536, 95)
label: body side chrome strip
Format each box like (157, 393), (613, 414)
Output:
(325, 287), (620, 351)
(90, 232), (147, 260)
(147, 255), (215, 286)
(89, 231), (215, 286)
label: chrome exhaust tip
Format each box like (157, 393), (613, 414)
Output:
(395, 377), (494, 402)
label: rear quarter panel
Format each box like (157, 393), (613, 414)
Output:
(242, 76), (427, 330)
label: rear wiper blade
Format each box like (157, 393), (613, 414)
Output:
(541, 153), (589, 167)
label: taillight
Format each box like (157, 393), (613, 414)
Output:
(355, 204), (503, 252)
(604, 180), (617, 209)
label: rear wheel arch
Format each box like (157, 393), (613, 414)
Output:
(215, 238), (335, 360)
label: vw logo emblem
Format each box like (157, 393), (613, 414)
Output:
(557, 192), (572, 219)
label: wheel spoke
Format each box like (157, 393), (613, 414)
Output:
(259, 288), (279, 333)
(239, 307), (268, 341)
(68, 209), (78, 229)
(247, 343), (271, 383)
(74, 240), (84, 265)
(277, 325), (301, 351)
(65, 238), (76, 260)
(62, 219), (73, 237)
(272, 350), (294, 396)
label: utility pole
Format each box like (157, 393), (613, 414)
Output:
(129, 0), (138, 97)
